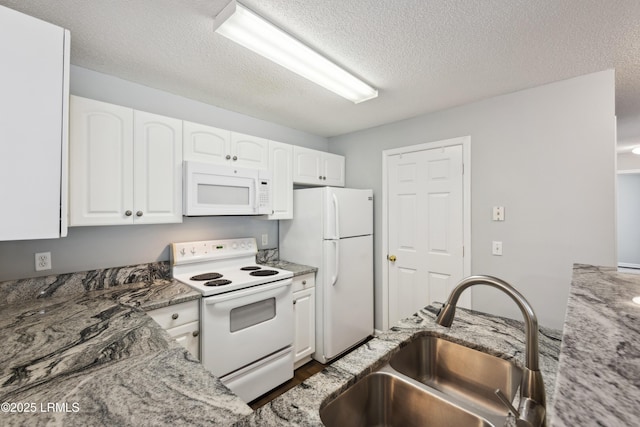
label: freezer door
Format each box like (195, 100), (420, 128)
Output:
(324, 188), (373, 239)
(322, 235), (374, 360)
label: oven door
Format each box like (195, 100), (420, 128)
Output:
(200, 279), (293, 376)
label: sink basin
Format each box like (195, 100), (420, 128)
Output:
(320, 371), (495, 427)
(389, 335), (522, 415)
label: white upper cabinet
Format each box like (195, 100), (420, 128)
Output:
(183, 121), (230, 164)
(133, 111), (183, 224)
(69, 96), (183, 226)
(0, 6), (70, 241)
(183, 121), (269, 169)
(293, 146), (345, 187)
(268, 141), (293, 219)
(232, 132), (270, 170)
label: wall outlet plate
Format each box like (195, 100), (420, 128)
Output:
(35, 252), (52, 271)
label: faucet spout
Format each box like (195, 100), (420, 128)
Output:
(436, 275), (546, 427)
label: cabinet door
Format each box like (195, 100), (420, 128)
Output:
(268, 141), (293, 219)
(293, 146), (322, 185)
(168, 321), (200, 360)
(183, 121), (230, 164)
(322, 152), (345, 187)
(69, 96), (134, 226)
(293, 287), (315, 363)
(133, 111), (183, 224)
(0, 6), (68, 240)
(231, 132), (269, 169)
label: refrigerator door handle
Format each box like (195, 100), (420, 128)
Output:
(332, 193), (340, 239)
(331, 240), (339, 286)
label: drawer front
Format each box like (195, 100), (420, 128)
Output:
(147, 299), (199, 329)
(292, 273), (315, 293)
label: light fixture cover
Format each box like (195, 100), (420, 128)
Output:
(632, 147), (640, 155)
(213, 1), (378, 104)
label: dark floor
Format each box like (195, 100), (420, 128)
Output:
(249, 359), (325, 410)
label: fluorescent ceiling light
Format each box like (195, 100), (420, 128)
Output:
(213, 1), (378, 104)
(632, 147), (640, 155)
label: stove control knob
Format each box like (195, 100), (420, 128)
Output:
(190, 247), (196, 255)
(180, 248), (186, 256)
(232, 243), (238, 249)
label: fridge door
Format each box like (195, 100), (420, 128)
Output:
(322, 234), (374, 360)
(324, 188), (373, 239)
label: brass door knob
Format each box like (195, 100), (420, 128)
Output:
(388, 255), (397, 262)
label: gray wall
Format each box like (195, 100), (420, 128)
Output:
(617, 173), (640, 267)
(0, 66), (328, 281)
(329, 70), (617, 330)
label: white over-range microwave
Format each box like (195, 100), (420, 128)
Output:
(183, 161), (271, 216)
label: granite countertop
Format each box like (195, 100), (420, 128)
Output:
(0, 263), (252, 427)
(2, 262), (635, 426)
(549, 265), (640, 426)
(237, 305), (563, 426)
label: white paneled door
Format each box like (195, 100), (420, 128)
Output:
(387, 143), (467, 325)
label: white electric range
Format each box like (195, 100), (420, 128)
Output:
(171, 237), (293, 403)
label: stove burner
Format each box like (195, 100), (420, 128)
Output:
(240, 266), (262, 271)
(204, 279), (233, 287)
(190, 272), (223, 281)
(249, 270), (279, 277)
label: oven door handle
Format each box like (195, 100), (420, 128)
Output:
(203, 279), (292, 304)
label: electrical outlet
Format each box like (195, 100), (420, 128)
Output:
(35, 252), (52, 271)
(261, 234), (268, 246)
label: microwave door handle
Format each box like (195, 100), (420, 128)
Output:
(254, 179), (258, 210)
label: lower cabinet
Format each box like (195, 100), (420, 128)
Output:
(147, 299), (200, 360)
(292, 273), (316, 368)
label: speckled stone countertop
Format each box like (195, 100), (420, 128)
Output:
(6, 261), (633, 426)
(0, 263), (251, 427)
(237, 304), (563, 426)
(549, 265), (640, 426)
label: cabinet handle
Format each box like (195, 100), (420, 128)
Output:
(171, 313), (179, 320)
(136, 211), (143, 217)
(323, 176), (327, 180)
(232, 155), (238, 161)
(318, 175), (322, 179)
(125, 210), (132, 217)
(302, 280), (307, 285)
(226, 154), (231, 160)
(293, 300), (296, 305)
(192, 331), (199, 337)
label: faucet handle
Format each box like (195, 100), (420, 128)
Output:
(494, 389), (520, 418)
(495, 389), (545, 427)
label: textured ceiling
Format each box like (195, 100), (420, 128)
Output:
(2, 0), (639, 147)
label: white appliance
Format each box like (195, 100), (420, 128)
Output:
(279, 187), (374, 364)
(171, 238), (293, 403)
(183, 161), (271, 216)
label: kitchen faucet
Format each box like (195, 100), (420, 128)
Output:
(436, 275), (546, 427)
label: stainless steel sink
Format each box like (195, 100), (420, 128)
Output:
(320, 370), (495, 427)
(389, 335), (523, 415)
(319, 334), (523, 427)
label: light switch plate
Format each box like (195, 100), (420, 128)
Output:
(492, 206), (505, 221)
(492, 241), (503, 256)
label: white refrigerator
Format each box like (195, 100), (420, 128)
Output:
(279, 187), (374, 364)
